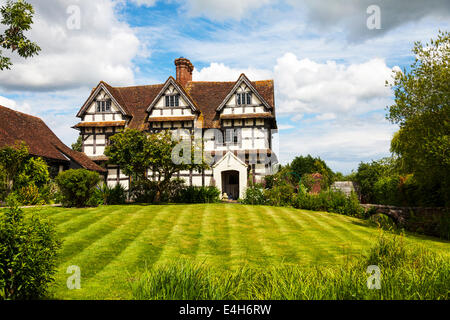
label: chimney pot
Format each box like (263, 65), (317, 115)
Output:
(174, 57), (194, 87)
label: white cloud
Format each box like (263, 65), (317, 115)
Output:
(0, 0), (142, 91)
(278, 124), (295, 130)
(129, 0), (157, 7)
(278, 116), (398, 173)
(193, 62), (272, 81)
(287, 0), (450, 41)
(182, 0), (271, 20)
(0, 96), (32, 114)
(274, 53), (396, 116)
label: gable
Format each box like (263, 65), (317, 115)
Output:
(85, 89), (123, 114)
(220, 82), (269, 116)
(150, 85), (194, 112)
(213, 151), (248, 169)
(77, 82), (129, 118)
(216, 74), (273, 112)
(146, 77), (198, 114)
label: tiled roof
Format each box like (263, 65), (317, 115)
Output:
(104, 83), (164, 130)
(0, 105), (106, 173)
(79, 76), (275, 130)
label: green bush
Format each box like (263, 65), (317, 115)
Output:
(373, 175), (401, 206)
(241, 184), (266, 205)
(97, 183), (128, 205)
(131, 179), (219, 204)
(130, 179), (158, 203)
(130, 179), (186, 203)
(14, 157), (50, 190)
(0, 167), (7, 203)
(264, 183), (296, 207)
(55, 169), (101, 207)
(294, 190), (365, 218)
(369, 213), (398, 231)
(14, 184), (44, 206)
(175, 186), (220, 204)
(38, 182), (59, 205)
(0, 196), (61, 299)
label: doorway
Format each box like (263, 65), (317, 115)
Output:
(221, 170), (239, 200)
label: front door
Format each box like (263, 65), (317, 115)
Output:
(222, 170), (239, 200)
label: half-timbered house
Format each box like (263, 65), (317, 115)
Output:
(74, 58), (277, 199)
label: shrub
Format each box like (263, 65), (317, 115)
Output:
(55, 169), (101, 207)
(0, 167), (7, 203)
(130, 179), (158, 203)
(38, 182), (59, 205)
(373, 175), (401, 206)
(14, 184), (44, 206)
(294, 190), (365, 218)
(130, 178), (186, 203)
(97, 183), (128, 205)
(264, 183), (296, 207)
(175, 186), (220, 204)
(0, 196), (61, 299)
(14, 157), (50, 190)
(241, 184), (266, 205)
(369, 213), (398, 231)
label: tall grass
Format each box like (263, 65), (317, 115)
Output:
(129, 232), (449, 300)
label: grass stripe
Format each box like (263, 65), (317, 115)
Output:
(154, 205), (205, 264)
(301, 210), (374, 252)
(227, 204), (269, 267)
(196, 204), (232, 268)
(56, 207), (124, 238)
(270, 207), (335, 265)
(55, 207), (138, 263)
(246, 205), (299, 264)
(283, 208), (358, 261)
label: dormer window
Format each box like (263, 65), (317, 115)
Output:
(165, 94), (180, 107)
(237, 92), (252, 105)
(96, 100), (111, 112)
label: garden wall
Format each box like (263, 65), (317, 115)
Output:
(362, 204), (449, 239)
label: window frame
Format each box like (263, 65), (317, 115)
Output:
(96, 100), (111, 113)
(236, 92), (252, 106)
(165, 94), (180, 107)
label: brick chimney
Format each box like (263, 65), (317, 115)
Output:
(174, 57), (194, 87)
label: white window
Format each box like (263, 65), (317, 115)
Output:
(224, 128), (241, 145)
(96, 100), (111, 112)
(237, 92), (252, 105)
(165, 94), (180, 107)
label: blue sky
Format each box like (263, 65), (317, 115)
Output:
(0, 0), (449, 173)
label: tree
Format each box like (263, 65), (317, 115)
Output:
(290, 155), (335, 188)
(0, 141), (28, 193)
(0, 142), (51, 203)
(354, 158), (397, 203)
(105, 129), (207, 202)
(0, 0), (40, 70)
(387, 30), (450, 206)
(71, 135), (83, 152)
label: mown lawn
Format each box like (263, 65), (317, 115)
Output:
(30, 204), (450, 300)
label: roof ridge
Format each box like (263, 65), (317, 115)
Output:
(0, 105), (43, 121)
(188, 79), (274, 84)
(112, 83), (165, 89)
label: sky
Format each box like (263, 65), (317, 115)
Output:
(0, 0), (449, 173)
